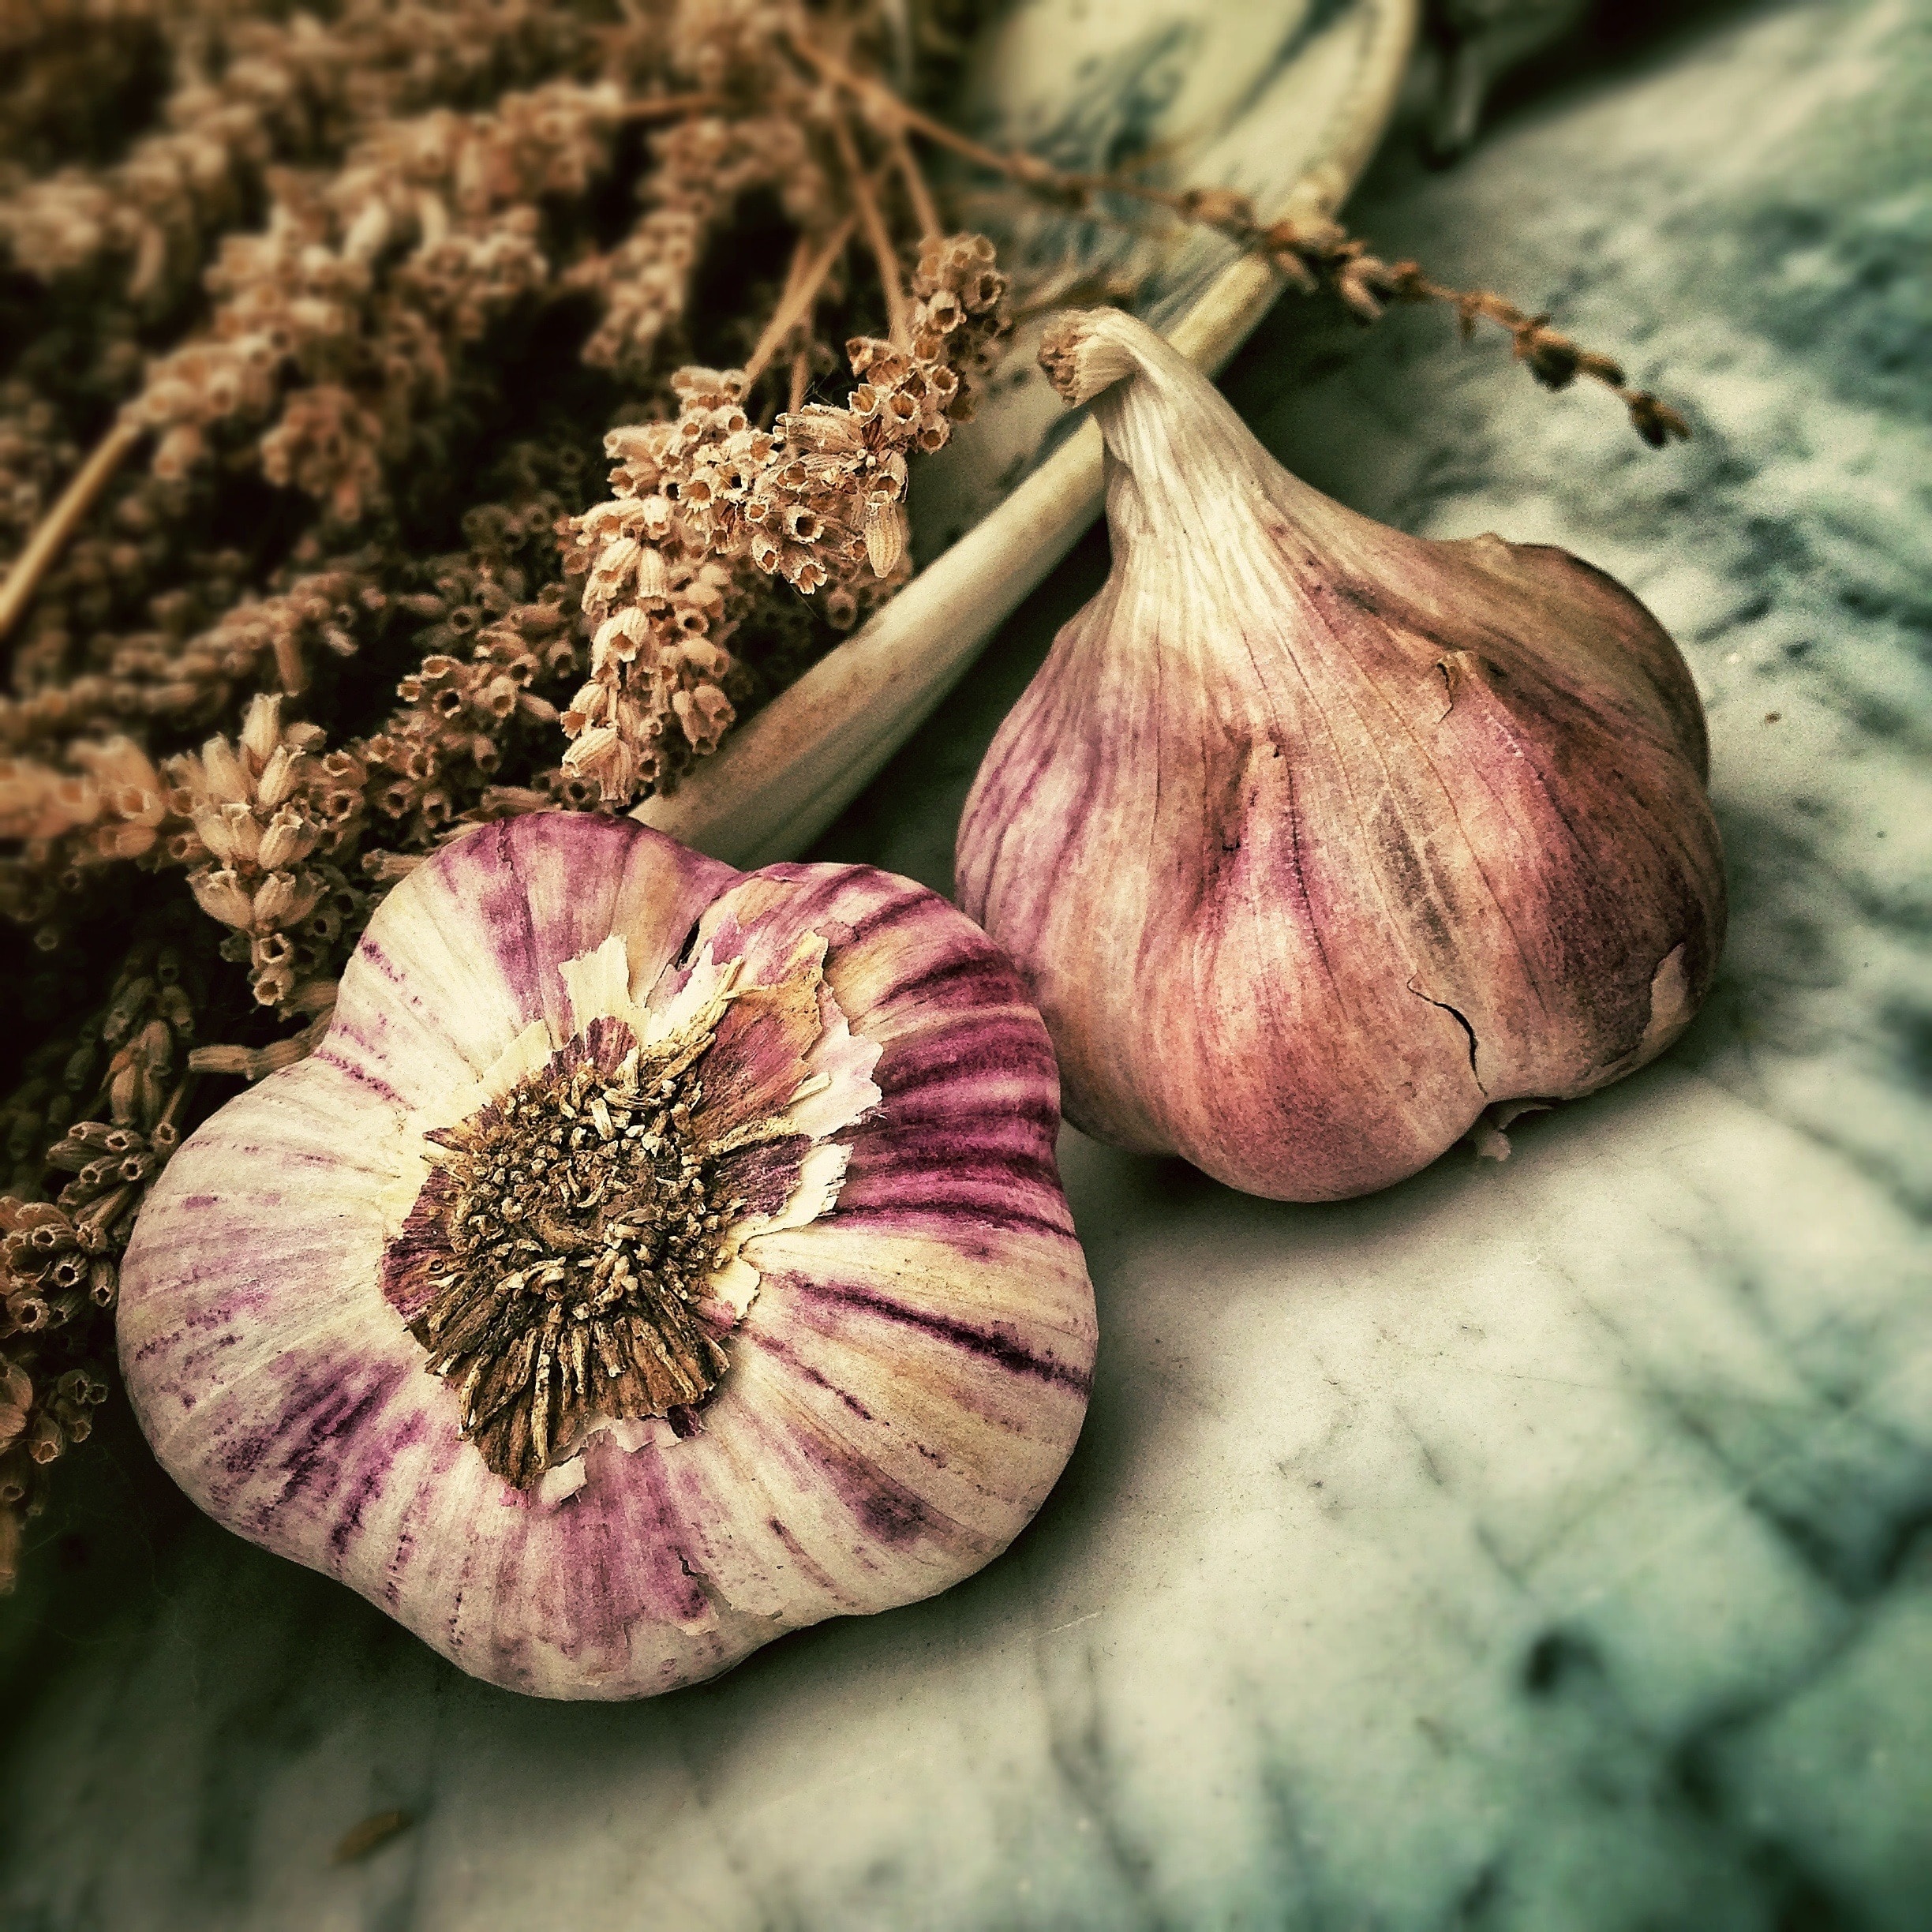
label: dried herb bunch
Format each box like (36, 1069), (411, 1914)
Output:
(0, 0), (1019, 1584)
(0, 0), (1681, 1585)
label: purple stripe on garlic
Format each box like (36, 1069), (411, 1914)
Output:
(119, 817), (1095, 1699)
(957, 306), (1726, 1202)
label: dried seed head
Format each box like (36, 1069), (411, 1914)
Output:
(386, 1011), (766, 1488)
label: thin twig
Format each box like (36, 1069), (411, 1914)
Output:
(617, 92), (724, 122)
(1388, 275), (1687, 443)
(773, 231), (817, 326)
(791, 35), (1025, 180)
(792, 29), (1686, 445)
(741, 215), (856, 385)
(889, 126), (942, 241)
(829, 111), (910, 349)
(0, 420), (144, 645)
(751, 238), (814, 423)
(788, 348), (811, 414)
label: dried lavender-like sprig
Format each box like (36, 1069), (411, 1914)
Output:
(125, 77), (627, 518)
(561, 233), (1010, 806)
(0, 3), (1031, 1596)
(163, 693), (368, 1011)
(795, 33), (1688, 447)
(0, 940), (200, 1584)
(0, 0), (616, 623)
(1, 0), (605, 320)
(0, 444), (586, 964)
(577, 0), (834, 379)
(361, 568), (576, 852)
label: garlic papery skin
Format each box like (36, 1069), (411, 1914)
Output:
(119, 815), (1095, 1699)
(957, 306), (1725, 1203)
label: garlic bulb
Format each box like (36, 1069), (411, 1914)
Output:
(957, 307), (1725, 1202)
(120, 815), (1095, 1698)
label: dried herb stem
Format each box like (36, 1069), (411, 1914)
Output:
(741, 214), (858, 385)
(794, 31), (1686, 445)
(762, 231), (819, 374)
(618, 92), (726, 122)
(890, 126), (942, 242)
(0, 421), (142, 645)
(831, 113), (912, 350)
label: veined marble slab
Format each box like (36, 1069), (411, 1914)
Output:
(2, 2), (1927, 1927)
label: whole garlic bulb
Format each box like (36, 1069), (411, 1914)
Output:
(120, 815), (1095, 1698)
(957, 307), (1725, 1201)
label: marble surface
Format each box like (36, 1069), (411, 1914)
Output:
(3, 2), (1929, 1926)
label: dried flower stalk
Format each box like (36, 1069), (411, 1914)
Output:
(792, 33), (1689, 445)
(560, 232), (1010, 805)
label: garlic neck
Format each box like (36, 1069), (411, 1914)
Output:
(1041, 306), (1316, 561)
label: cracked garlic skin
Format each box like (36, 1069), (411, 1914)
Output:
(119, 815), (1095, 1698)
(956, 307), (1725, 1202)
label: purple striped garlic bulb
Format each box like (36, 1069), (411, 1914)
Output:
(957, 307), (1726, 1203)
(119, 816), (1095, 1698)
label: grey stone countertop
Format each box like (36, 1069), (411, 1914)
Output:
(2, 2), (1927, 1926)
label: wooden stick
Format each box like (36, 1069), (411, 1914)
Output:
(0, 419), (143, 645)
(788, 348), (811, 414)
(742, 215), (856, 386)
